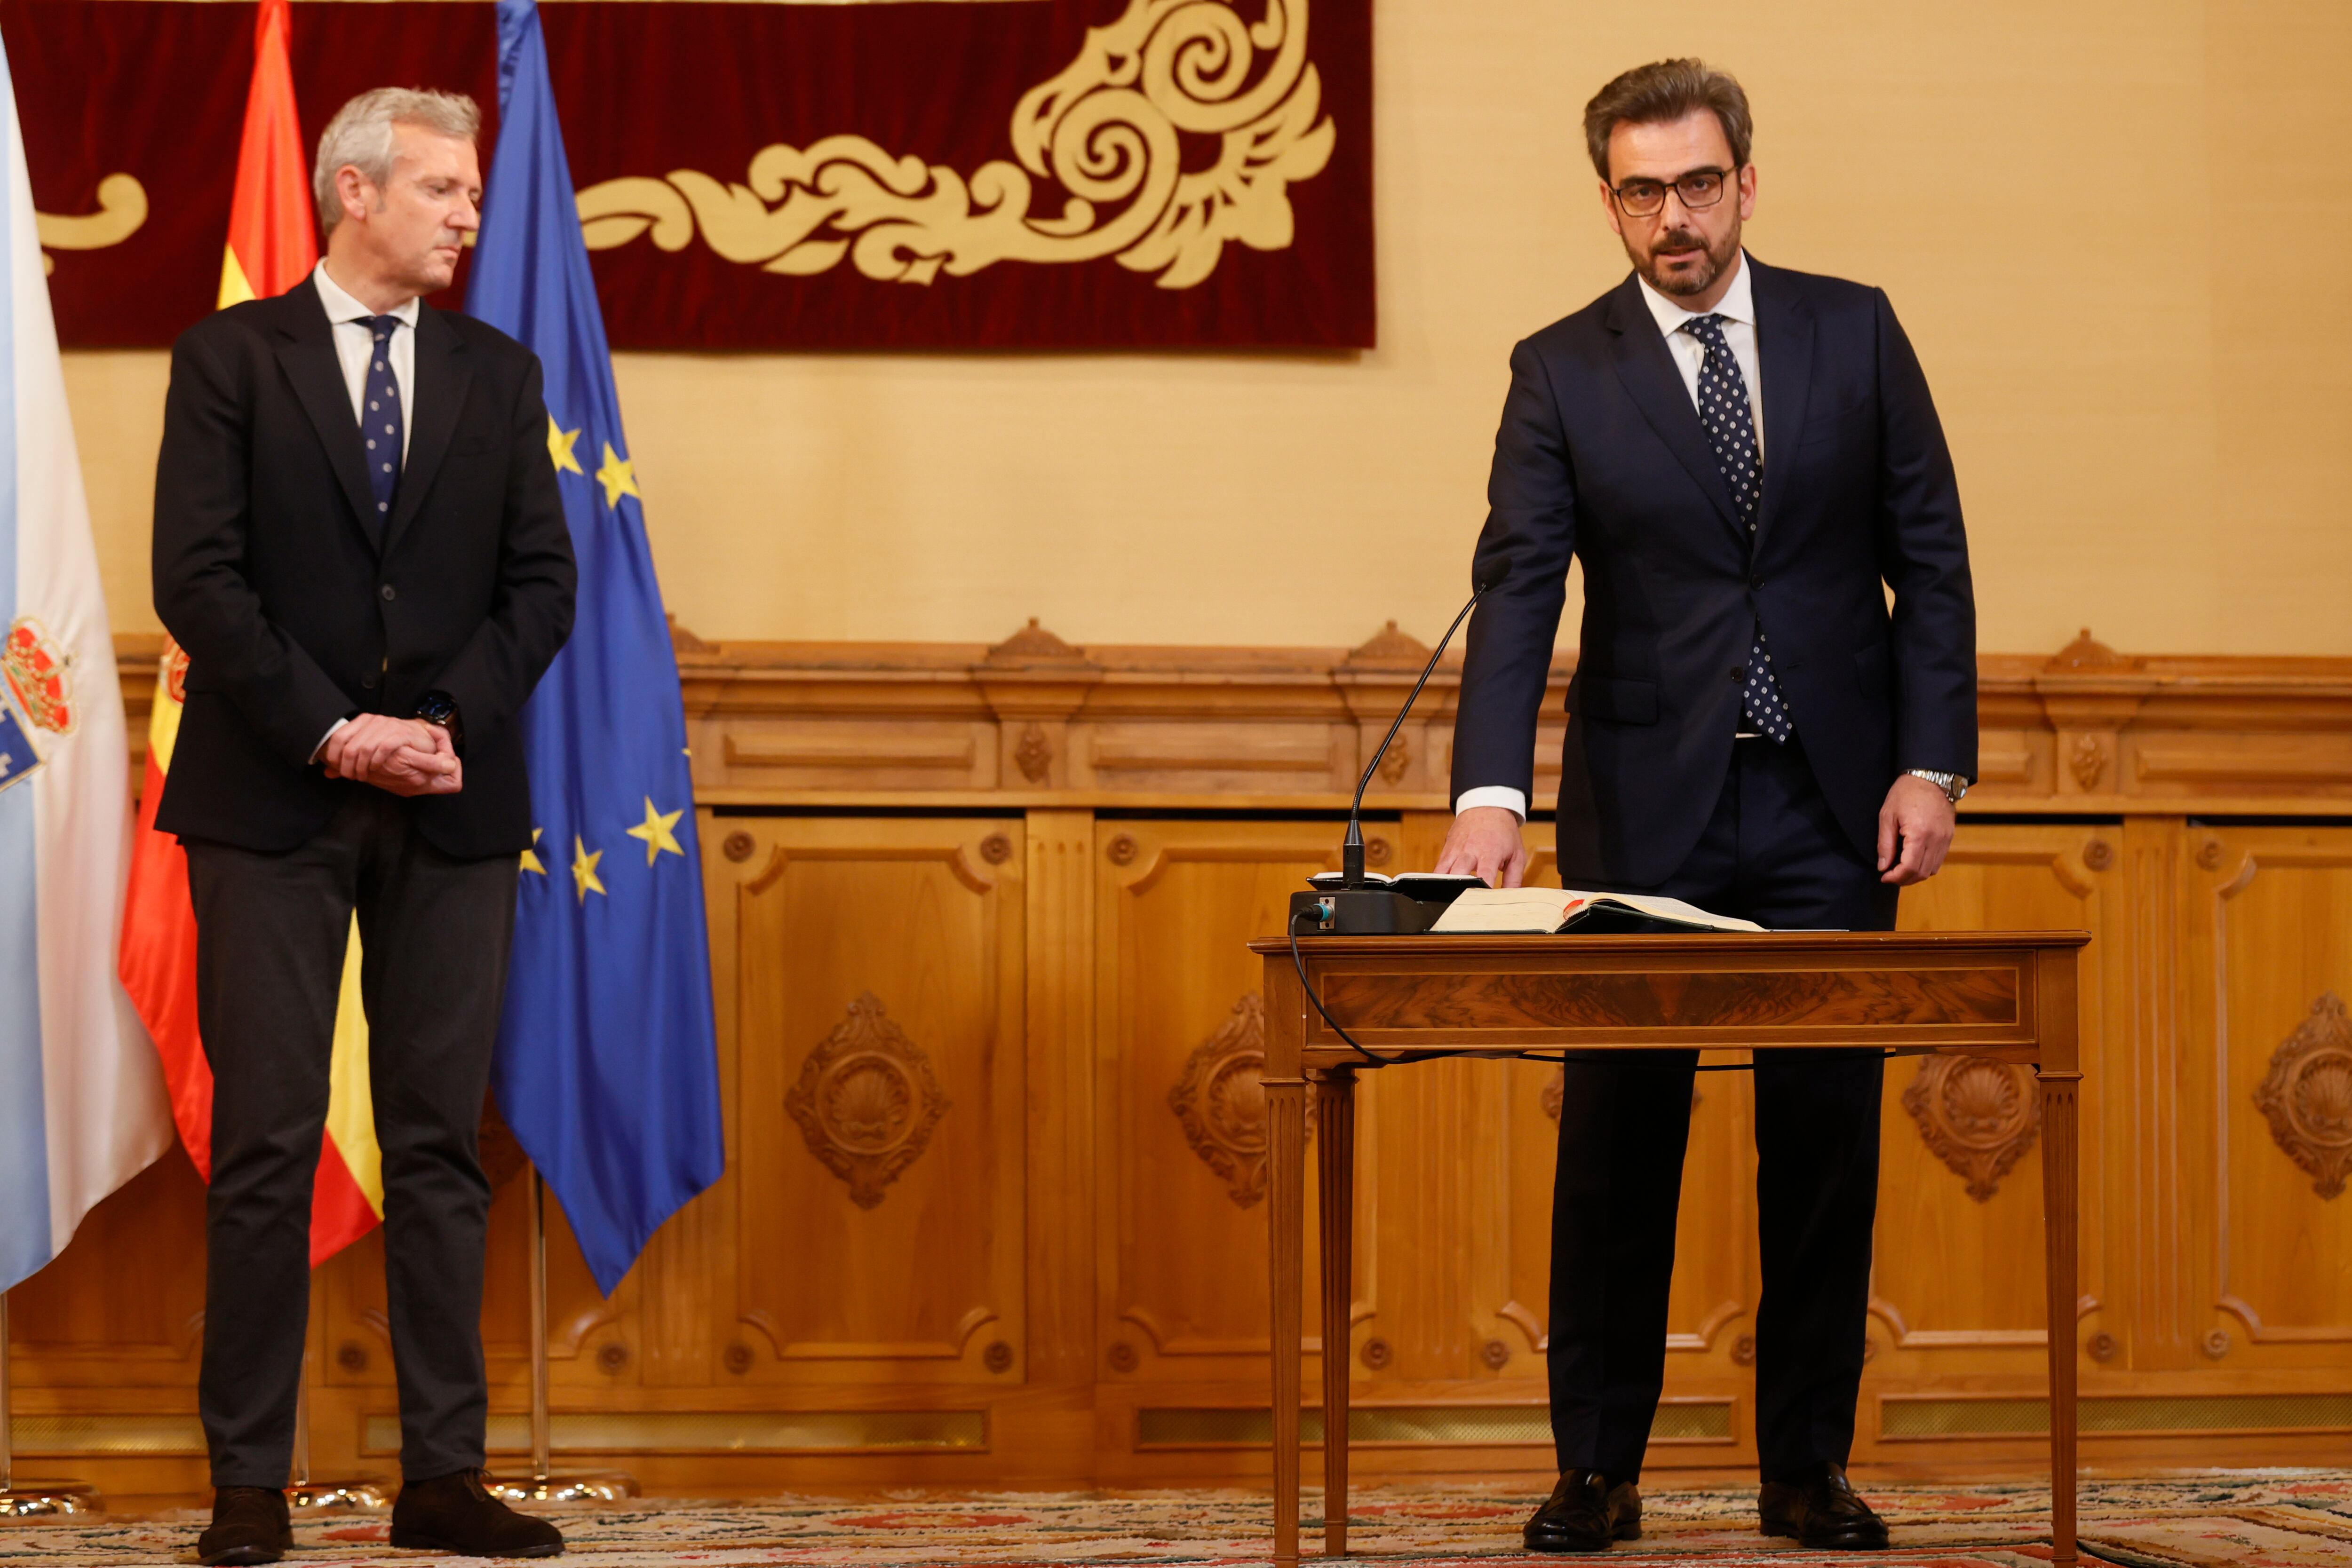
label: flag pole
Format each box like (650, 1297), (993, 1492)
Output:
(283, 1283), (387, 1511)
(488, 1167), (634, 1504)
(0, 1291), (101, 1515)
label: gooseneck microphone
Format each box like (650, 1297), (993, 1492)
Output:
(1340, 560), (1509, 888)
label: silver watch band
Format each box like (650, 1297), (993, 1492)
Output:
(1906, 768), (1968, 804)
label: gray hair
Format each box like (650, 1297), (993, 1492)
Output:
(313, 87), (481, 233)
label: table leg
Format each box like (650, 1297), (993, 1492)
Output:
(2038, 1068), (2081, 1568)
(1315, 1069), (1358, 1557)
(1267, 1066), (1308, 1568)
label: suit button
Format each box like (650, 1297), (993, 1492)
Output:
(380, 584), (397, 602)
(1731, 667), (1745, 681)
(1750, 573), (1764, 589)
(360, 674), (376, 690)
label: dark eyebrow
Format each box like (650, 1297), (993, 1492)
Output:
(1620, 165), (1728, 186)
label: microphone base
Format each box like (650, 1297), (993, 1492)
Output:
(1290, 888), (1440, 935)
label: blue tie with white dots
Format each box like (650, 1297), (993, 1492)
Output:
(1683, 313), (1792, 744)
(363, 315), (404, 536)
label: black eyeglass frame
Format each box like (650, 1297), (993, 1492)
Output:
(1607, 165), (1740, 219)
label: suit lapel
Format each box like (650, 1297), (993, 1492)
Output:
(381, 304), (471, 560)
(269, 287), (381, 547)
(1603, 278), (1741, 536)
(1749, 257), (1815, 545)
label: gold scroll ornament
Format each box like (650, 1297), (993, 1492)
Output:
(35, 174), (147, 275)
(574, 0), (1334, 289)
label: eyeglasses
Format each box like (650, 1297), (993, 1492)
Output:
(1609, 167), (1734, 219)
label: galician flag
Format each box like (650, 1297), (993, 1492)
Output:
(117, 0), (384, 1265)
(0, 31), (172, 1292)
(469, 0), (724, 1295)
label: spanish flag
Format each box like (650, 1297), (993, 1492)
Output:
(119, 0), (383, 1265)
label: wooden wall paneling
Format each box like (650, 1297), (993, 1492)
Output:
(5, 1150), (207, 1389)
(2185, 826), (2352, 1371)
(1860, 824), (2119, 1457)
(0, 1150), (211, 1499)
(1093, 820), (1349, 1391)
(719, 816), (1028, 1387)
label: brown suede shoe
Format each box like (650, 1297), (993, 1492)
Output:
(389, 1469), (564, 1558)
(197, 1486), (292, 1566)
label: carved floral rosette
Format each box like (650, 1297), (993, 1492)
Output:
(786, 992), (952, 1209)
(574, 0), (1334, 291)
(1168, 991), (1312, 1206)
(1902, 1056), (2041, 1202)
(2255, 992), (2352, 1200)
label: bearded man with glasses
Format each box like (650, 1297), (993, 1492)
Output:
(1436, 59), (1977, 1553)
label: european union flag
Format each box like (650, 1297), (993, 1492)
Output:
(469, 0), (723, 1294)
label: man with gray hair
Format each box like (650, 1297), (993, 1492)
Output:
(153, 86), (575, 1562)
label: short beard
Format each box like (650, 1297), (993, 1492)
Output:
(1634, 221), (1740, 298)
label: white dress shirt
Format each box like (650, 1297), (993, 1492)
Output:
(306, 262), (421, 761)
(312, 261), (416, 462)
(1456, 252), (1763, 821)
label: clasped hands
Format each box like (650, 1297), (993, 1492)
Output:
(321, 713), (462, 796)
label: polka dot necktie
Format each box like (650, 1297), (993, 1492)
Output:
(1683, 313), (1792, 744)
(363, 315), (405, 532)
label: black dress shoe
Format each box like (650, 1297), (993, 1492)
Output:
(1758, 1460), (1890, 1551)
(197, 1485), (292, 1566)
(1523, 1469), (1642, 1552)
(390, 1469), (565, 1558)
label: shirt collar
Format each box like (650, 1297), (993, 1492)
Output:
(312, 261), (421, 330)
(1635, 249), (1755, 338)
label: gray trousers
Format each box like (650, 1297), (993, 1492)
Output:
(185, 789), (517, 1487)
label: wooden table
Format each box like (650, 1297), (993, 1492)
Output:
(1249, 930), (2091, 1568)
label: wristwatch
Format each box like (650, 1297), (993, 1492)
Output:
(413, 690), (464, 757)
(1907, 768), (1968, 804)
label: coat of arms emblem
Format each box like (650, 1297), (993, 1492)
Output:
(0, 616), (72, 792)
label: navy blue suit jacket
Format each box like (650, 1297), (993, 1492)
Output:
(1449, 258), (1977, 887)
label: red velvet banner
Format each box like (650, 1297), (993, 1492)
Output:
(5, 0), (1372, 349)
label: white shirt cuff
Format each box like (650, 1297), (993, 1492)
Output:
(1455, 785), (1527, 819)
(310, 716), (349, 766)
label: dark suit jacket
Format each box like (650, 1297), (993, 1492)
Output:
(153, 282), (576, 859)
(1449, 257), (1976, 887)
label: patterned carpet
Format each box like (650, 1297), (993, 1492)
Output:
(4, 1473), (2349, 1567)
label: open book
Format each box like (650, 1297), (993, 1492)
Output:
(1428, 887), (1764, 935)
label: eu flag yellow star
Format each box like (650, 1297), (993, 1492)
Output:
(595, 442), (641, 508)
(521, 826), (547, 876)
(625, 797), (686, 867)
(571, 836), (606, 904)
(547, 415), (583, 475)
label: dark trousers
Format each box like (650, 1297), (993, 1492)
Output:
(1549, 736), (1898, 1483)
(185, 790), (518, 1487)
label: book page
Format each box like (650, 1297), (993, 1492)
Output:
(1429, 887), (1580, 933)
(1565, 891), (1764, 932)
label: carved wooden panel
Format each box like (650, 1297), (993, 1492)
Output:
(721, 816), (1026, 1380)
(1866, 825), (2114, 1375)
(1095, 820), (1337, 1378)
(786, 992), (953, 1209)
(2253, 992), (2352, 1200)
(2190, 829), (2352, 1355)
(1901, 1056), (2042, 1202)
(1167, 992), (1319, 1207)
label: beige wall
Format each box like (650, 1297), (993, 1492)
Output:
(72, 0), (2352, 655)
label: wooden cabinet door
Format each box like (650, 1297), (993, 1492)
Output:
(2184, 825), (2352, 1374)
(709, 815), (1028, 1387)
(1862, 822), (2120, 1454)
(1093, 819), (1343, 1387)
